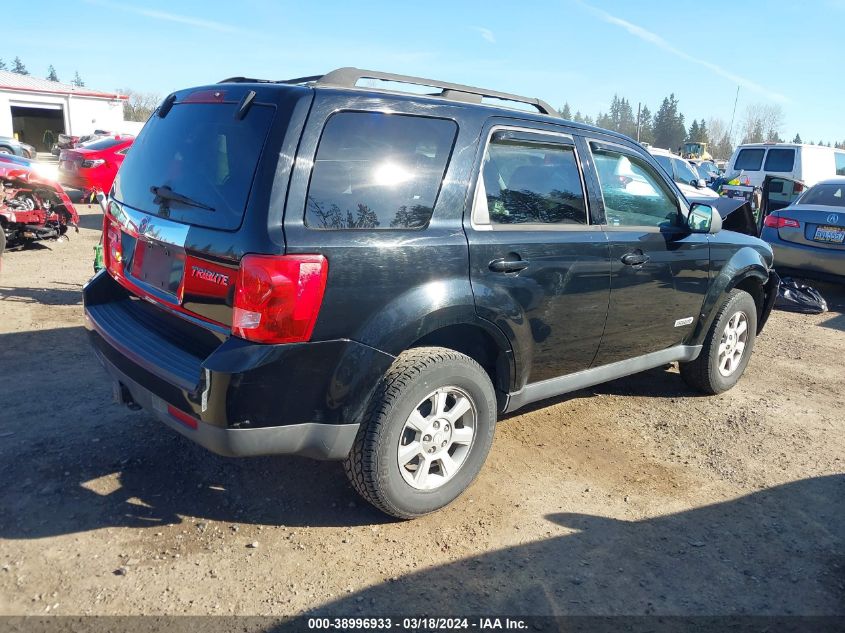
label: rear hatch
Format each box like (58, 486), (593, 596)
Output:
(104, 83), (311, 329)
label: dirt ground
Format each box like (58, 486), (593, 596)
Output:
(0, 202), (842, 618)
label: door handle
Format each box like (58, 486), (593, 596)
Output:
(620, 251), (650, 266)
(489, 257), (530, 273)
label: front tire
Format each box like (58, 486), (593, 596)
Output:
(680, 289), (758, 394)
(344, 347), (497, 519)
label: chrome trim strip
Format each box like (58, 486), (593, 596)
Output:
(110, 200), (190, 247)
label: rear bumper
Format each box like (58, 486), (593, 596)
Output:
(83, 271), (395, 459)
(763, 232), (845, 280)
(97, 351), (359, 459)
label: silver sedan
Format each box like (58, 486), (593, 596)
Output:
(760, 177), (845, 282)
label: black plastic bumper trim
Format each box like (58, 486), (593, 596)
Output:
(97, 352), (359, 460)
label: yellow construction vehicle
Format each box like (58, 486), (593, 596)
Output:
(682, 142), (712, 160)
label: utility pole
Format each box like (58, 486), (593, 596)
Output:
(727, 85), (740, 144)
(636, 101), (642, 142)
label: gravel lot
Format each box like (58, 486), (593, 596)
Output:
(0, 203), (842, 617)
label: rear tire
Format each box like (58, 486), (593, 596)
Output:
(680, 289), (757, 394)
(344, 347), (497, 519)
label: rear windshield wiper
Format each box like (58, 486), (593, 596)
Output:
(150, 185), (215, 212)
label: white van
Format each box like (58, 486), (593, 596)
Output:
(726, 143), (845, 188)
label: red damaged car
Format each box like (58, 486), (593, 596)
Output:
(1, 154), (79, 247)
(59, 135), (134, 195)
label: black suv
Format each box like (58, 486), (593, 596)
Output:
(83, 68), (778, 518)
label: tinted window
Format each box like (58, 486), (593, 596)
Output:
(83, 137), (127, 151)
(835, 152), (845, 176)
(799, 184), (845, 207)
(673, 158), (700, 185)
(477, 137), (586, 225)
(591, 145), (679, 228)
(734, 148), (765, 171)
(113, 102), (275, 230)
(305, 112), (457, 230)
(763, 148), (795, 172)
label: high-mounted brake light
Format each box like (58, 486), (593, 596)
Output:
(232, 255), (329, 344)
(763, 215), (800, 229)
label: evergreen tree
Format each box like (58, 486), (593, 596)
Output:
(698, 119), (709, 145)
(792, 133), (802, 144)
(653, 94), (686, 151)
(12, 57), (28, 75)
(46, 65), (59, 82)
(572, 110), (584, 123)
(638, 105), (654, 144)
(71, 71), (85, 87)
(0, 59), (6, 71)
(559, 102), (572, 120)
(687, 119), (701, 143)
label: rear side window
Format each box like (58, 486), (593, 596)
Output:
(734, 148), (765, 171)
(113, 101), (276, 231)
(835, 152), (845, 176)
(476, 137), (586, 225)
(763, 148), (795, 172)
(305, 112), (457, 230)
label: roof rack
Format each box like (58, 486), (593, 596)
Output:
(220, 67), (559, 117)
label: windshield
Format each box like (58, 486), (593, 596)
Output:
(112, 101), (275, 230)
(798, 183), (845, 207)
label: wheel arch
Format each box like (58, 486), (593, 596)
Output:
(692, 246), (773, 344)
(409, 322), (514, 409)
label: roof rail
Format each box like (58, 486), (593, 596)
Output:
(219, 67), (559, 117)
(316, 67), (559, 117)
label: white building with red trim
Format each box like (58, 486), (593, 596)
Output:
(0, 70), (129, 151)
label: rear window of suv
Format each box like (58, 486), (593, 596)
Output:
(305, 112), (457, 230)
(763, 148), (795, 172)
(734, 148), (765, 171)
(112, 101), (276, 231)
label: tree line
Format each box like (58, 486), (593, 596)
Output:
(559, 94), (845, 158)
(0, 56), (86, 87)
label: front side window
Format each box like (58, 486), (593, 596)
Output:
(763, 148), (795, 172)
(591, 144), (679, 228)
(476, 136), (587, 225)
(305, 112), (457, 230)
(734, 148), (765, 171)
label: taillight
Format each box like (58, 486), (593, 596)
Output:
(82, 159), (105, 168)
(232, 255), (328, 344)
(102, 214), (123, 277)
(763, 215), (800, 229)
(793, 182), (804, 194)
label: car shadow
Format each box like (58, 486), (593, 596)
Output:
(300, 475), (844, 617)
(76, 209), (104, 232)
(0, 326), (390, 538)
(0, 284), (83, 305)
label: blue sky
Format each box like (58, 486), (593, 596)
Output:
(7, 0), (844, 142)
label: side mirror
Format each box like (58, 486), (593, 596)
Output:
(691, 178), (706, 189)
(688, 203), (722, 234)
